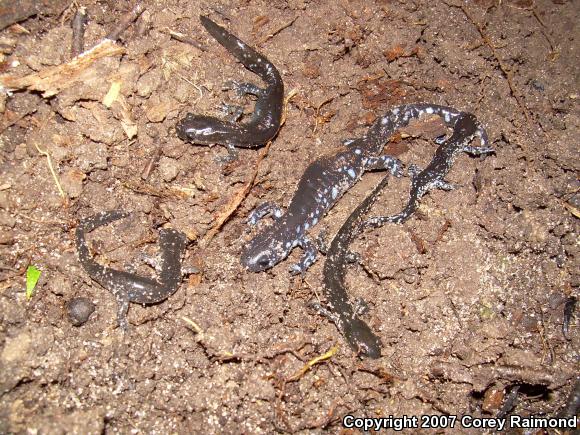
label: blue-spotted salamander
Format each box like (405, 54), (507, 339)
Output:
(241, 104), (486, 274)
(76, 210), (187, 329)
(175, 15), (284, 158)
(319, 174), (391, 358)
(363, 111), (494, 228)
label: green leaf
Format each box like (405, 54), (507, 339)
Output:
(26, 265), (42, 300)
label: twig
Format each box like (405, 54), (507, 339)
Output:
(181, 316), (203, 334)
(199, 141), (271, 248)
(105, 2), (145, 41)
(0, 40), (125, 96)
(199, 88), (298, 248)
(32, 142), (67, 201)
(17, 212), (67, 225)
(167, 29), (207, 51)
(442, 1), (531, 123)
(140, 147), (161, 180)
(71, 6), (88, 57)
(259, 16), (298, 45)
(286, 345), (339, 382)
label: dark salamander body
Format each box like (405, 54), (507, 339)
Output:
(176, 16), (284, 155)
(363, 111), (494, 228)
(241, 104), (488, 274)
(322, 175), (391, 358)
(76, 211), (187, 329)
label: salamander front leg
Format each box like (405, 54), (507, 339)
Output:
(462, 144), (495, 156)
(215, 143), (239, 163)
(247, 202), (284, 226)
(408, 163), (421, 178)
(219, 103), (244, 122)
(115, 292), (130, 331)
(352, 297), (370, 316)
(314, 228), (329, 254)
(289, 237), (317, 276)
(309, 301), (341, 325)
(433, 179), (455, 191)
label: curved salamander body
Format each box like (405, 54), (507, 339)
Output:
(364, 111), (494, 228)
(176, 16), (284, 155)
(321, 175), (390, 358)
(76, 211), (188, 329)
(321, 110), (492, 358)
(241, 104), (483, 274)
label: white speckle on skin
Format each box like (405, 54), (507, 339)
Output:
(354, 148), (361, 154)
(425, 107), (434, 114)
(331, 186), (338, 199)
(380, 117), (389, 125)
(188, 127), (215, 136)
(312, 217), (318, 225)
(347, 168), (356, 178)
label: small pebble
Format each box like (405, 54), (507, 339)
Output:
(67, 297), (95, 326)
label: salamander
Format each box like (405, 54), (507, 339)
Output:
(175, 15), (284, 158)
(319, 174), (390, 358)
(241, 104), (487, 274)
(362, 111), (494, 228)
(318, 110), (492, 358)
(76, 210), (187, 329)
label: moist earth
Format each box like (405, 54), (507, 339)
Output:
(0, 0), (578, 433)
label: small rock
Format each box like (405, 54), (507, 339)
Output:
(157, 156), (180, 182)
(60, 168), (86, 198)
(0, 228), (14, 245)
(0, 210), (15, 227)
(76, 142), (108, 172)
(1, 331), (31, 364)
(482, 385), (505, 413)
(0, 191), (9, 209)
(67, 297), (95, 326)
(136, 68), (162, 98)
(145, 95), (174, 123)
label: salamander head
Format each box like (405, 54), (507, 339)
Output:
(241, 229), (292, 272)
(344, 317), (382, 359)
(176, 114), (237, 145)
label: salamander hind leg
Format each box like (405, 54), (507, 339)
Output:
(364, 155), (403, 177)
(225, 80), (264, 97)
(247, 202), (284, 226)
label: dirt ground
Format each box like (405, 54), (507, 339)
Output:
(0, 0), (578, 433)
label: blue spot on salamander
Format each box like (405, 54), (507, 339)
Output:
(331, 186), (338, 199)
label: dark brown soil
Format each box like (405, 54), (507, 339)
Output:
(0, 0), (578, 433)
